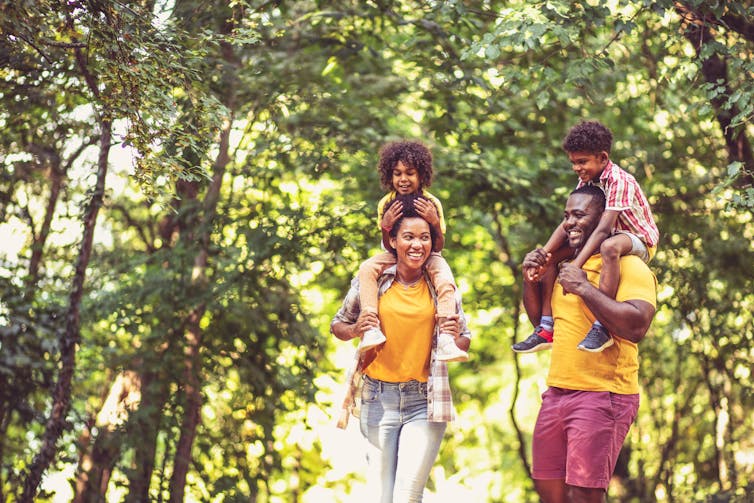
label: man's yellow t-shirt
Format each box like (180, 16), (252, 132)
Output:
(547, 254), (657, 394)
(376, 190), (446, 235)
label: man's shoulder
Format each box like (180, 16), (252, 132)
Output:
(617, 256), (657, 298)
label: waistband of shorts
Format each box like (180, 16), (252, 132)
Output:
(363, 374), (427, 392)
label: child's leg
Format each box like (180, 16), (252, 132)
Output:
(512, 245), (572, 353)
(425, 254), (468, 362)
(424, 253), (456, 320)
(357, 252), (396, 352)
(578, 233), (634, 353)
(597, 233), (634, 300)
(357, 251), (397, 315)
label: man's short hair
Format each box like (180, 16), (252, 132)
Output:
(570, 184), (606, 211)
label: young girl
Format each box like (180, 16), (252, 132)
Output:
(357, 140), (467, 362)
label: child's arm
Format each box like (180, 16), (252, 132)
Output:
(414, 197), (445, 252)
(571, 209), (619, 268)
(380, 200), (404, 252)
(524, 225), (567, 281)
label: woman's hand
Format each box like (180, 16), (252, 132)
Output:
(353, 310), (380, 340)
(438, 314), (460, 337)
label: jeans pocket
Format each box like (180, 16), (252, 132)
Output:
(361, 379), (379, 403)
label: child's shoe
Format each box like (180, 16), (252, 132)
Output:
(577, 324), (613, 352)
(436, 332), (469, 362)
(511, 326), (553, 353)
(359, 327), (386, 353)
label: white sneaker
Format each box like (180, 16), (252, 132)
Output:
(359, 327), (386, 353)
(435, 332), (468, 362)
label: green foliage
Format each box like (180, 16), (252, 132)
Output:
(1, 0), (754, 501)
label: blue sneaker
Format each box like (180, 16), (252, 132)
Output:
(577, 325), (614, 352)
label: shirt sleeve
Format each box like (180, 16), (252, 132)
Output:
(331, 276), (362, 327)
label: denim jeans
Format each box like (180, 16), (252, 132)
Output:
(360, 375), (447, 503)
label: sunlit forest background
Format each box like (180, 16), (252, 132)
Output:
(0, 0), (752, 502)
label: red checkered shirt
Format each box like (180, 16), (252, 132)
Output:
(331, 265), (471, 429)
(577, 161), (660, 247)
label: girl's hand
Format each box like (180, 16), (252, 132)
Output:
(414, 198), (440, 229)
(382, 200), (403, 232)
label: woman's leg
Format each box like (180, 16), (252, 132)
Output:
(360, 378), (401, 503)
(392, 385), (446, 503)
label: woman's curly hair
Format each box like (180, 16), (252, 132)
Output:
(562, 121), (613, 154)
(377, 141), (433, 191)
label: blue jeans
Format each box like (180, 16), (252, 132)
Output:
(360, 375), (447, 503)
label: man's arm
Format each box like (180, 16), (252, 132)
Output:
(557, 262), (655, 343)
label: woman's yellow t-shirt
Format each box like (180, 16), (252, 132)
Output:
(365, 278), (434, 383)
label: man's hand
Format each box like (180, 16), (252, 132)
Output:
(414, 198), (440, 229)
(557, 262), (589, 296)
(523, 248), (551, 282)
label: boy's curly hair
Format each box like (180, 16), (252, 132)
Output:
(377, 141), (433, 191)
(562, 121), (613, 154)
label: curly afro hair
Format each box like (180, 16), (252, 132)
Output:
(562, 121), (613, 154)
(377, 141), (433, 191)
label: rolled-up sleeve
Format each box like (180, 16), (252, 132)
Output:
(331, 276), (362, 328)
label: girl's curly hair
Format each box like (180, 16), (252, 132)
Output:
(562, 121), (613, 154)
(377, 141), (433, 191)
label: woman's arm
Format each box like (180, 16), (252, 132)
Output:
(332, 311), (380, 342)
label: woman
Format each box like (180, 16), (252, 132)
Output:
(331, 193), (472, 503)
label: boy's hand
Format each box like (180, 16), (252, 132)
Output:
(382, 200), (403, 231)
(522, 248), (551, 282)
(413, 198), (440, 229)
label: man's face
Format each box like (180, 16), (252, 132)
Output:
(567, 150), (608, 183)
(562, 193), (603, 250)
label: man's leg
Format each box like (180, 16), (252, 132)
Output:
(534, 479), (567, 503)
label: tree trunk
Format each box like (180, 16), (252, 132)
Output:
(168, 118), (232, 503)
(676, 3), (754, 187)
(21, 120), (112, 502)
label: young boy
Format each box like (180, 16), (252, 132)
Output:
(357, 140), (468, 362)
(513, 120), (659, 353)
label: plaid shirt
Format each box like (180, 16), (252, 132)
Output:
(577, 161), (660, 247)
(331, 264), (471, 429)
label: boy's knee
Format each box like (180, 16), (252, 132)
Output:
(600, 237), (623, 259)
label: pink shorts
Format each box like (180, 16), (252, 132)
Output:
(531, 387), (639, 489)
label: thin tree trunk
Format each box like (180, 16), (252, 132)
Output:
(168, 119), (232, 503)
(21, 120), (112, 502)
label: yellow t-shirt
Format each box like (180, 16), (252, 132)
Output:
(547, 254), (657, 394)
(365, 278), (434, 383)
(376, 189), (447, 235)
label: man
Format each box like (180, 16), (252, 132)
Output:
(522, 184), (657, 502)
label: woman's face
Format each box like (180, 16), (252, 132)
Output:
(389, 217), (432, 270)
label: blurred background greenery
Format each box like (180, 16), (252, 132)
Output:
(0, 0), (752, 501)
